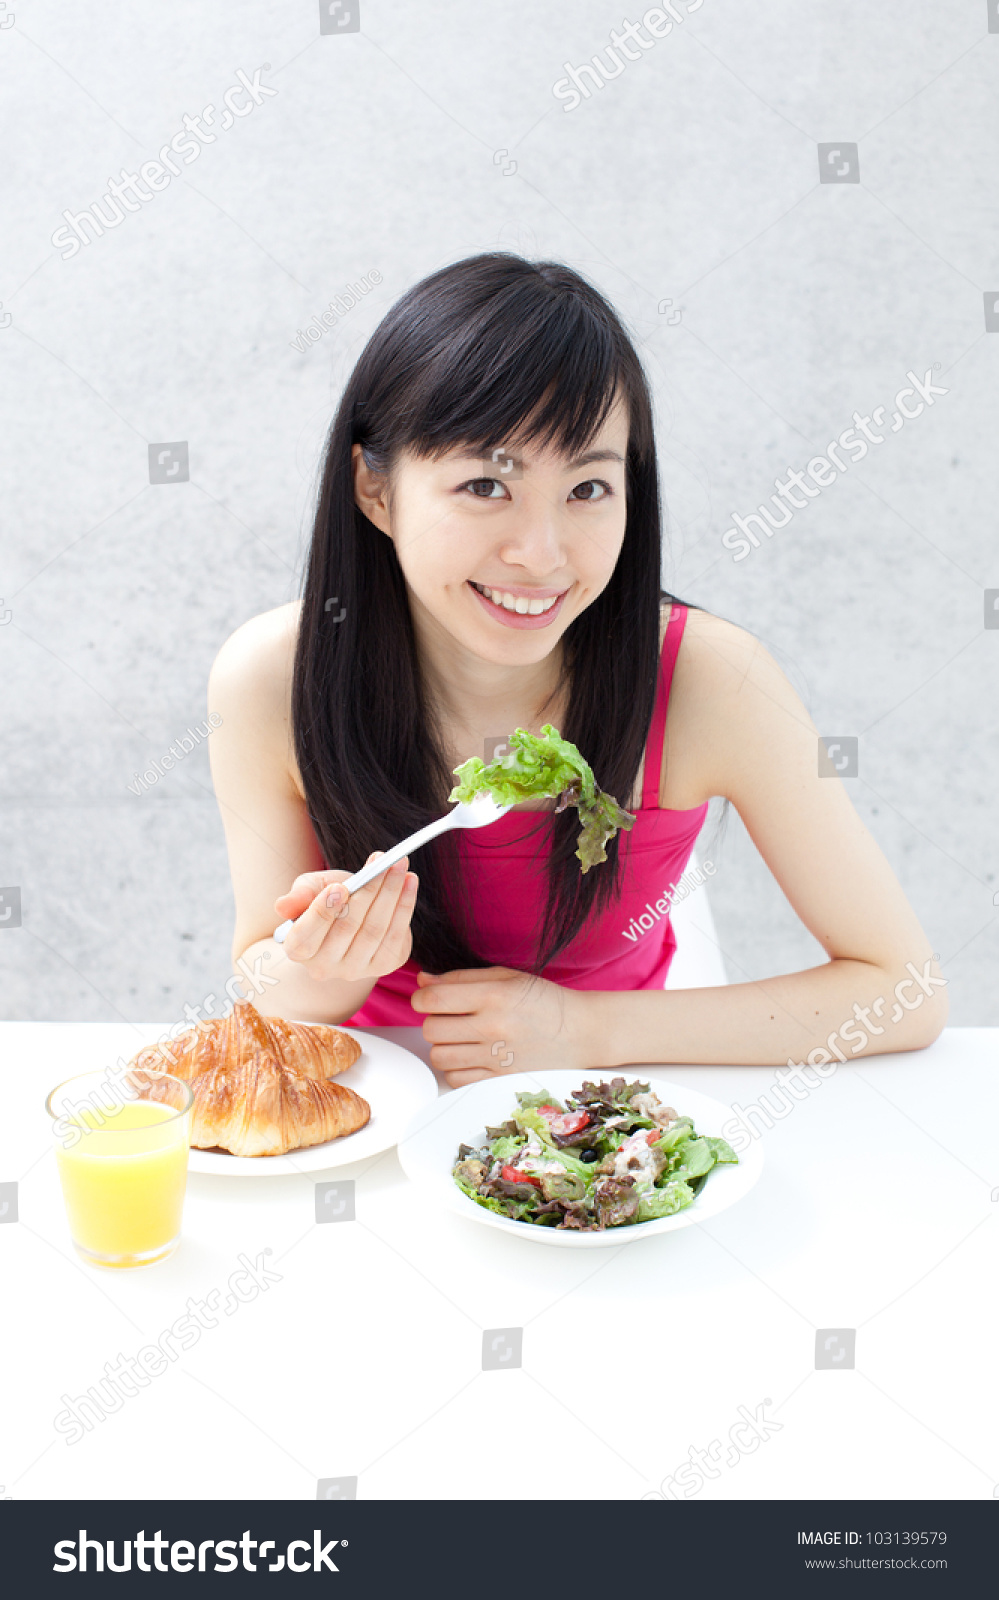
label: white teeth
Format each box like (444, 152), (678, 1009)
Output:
(473, 582), (559, 615)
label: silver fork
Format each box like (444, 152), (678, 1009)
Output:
(272, 794), (513, 944)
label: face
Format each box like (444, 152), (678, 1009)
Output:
(352, 392), (630, 664)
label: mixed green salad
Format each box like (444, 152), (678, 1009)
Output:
(449, 724), (636, 872)
(452, 1078), (738, 1232)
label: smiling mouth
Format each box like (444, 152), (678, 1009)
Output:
(468, 581), (567, 615)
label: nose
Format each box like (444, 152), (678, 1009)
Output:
(496, 483), (567, 576)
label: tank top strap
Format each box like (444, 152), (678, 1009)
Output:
(641, 602), (689, 811)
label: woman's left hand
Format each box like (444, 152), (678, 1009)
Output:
(409, 966), (596, 1087)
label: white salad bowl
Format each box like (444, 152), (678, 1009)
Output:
(397, 1069), (765, 1248)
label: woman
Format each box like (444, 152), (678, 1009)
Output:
(207, 253), (947, 1085)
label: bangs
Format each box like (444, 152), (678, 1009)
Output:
(363, 255), (650, 470)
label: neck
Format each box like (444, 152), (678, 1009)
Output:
(409, 590), (567, 739)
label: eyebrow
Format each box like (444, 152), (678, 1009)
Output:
(458, 446), (625, 470)
(564, 449), (625, 469)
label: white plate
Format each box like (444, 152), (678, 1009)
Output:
(398, 1069), (764, 1246)
(187, 1028), (438, 1177)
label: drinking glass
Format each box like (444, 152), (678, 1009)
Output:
(46, 1066), (194, 1267)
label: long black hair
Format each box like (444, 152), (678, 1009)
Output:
(292, 251), (697, 976)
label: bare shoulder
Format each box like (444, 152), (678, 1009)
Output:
(208, 600), (305, 796)
(665, 603), (814, 805)
(675, 604), (785, 687)
(210, 600), (301, 691)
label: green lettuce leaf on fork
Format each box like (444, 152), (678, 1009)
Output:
(448, 723), (637, 871)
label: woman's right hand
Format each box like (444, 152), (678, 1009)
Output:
(273, 854), (419, 983)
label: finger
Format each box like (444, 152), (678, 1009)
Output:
(416, 966), (515, 985)
(373, 869), (420, 956)
(410, 980), (492, 1014)
(420, 1016), (484, 1044)
(443, 1067), (493, 1087)
(279, 880), (355, 963)
(296, 870), (419, 981)
(333, 857), (417, 967)
(427, 1041), (494, 1072)
(440, 1044), (521, 1084)
(283, 853), (400, 963)
(274, 869), (347, 913)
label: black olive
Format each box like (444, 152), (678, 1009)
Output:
(579, 1149), (599, 1163)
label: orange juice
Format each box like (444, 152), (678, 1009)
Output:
(54, 1098), (191, 1266)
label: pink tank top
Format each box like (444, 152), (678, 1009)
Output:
(343, 604), (708, 1025)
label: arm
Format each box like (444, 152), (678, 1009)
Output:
(208, 604), (383, 1024)
(580, 615), (949, 1068)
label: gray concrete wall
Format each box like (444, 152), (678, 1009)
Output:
(2, 0), (995, 1025)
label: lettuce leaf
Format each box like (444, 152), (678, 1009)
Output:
(637, 1180), (696, 1221)
(513, 1106), (552, 1140)
(448, 724), (636, 872)
(651, 1117), (695, 1155)
(453, 1175), (537, 1222)
(571, 1077), (651, 1114)
(488, 1135), (524, 1165)
(703, 1135), (739, 1164)
(485, 1118), (519, 1140)
(539, 1168), (586, 1202)
(668, 1136), (715, 1181)
(547, 1146), (598, 1186)
(593, 1176), (640, 1228)
(515, 1089), (561, 1112)
(510, 1111), (595, 1185)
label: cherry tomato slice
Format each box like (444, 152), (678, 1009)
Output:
(501, 1164), (542, 1189)
(539, 1107), (591, 1138)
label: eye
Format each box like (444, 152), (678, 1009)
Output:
(456, 475), (614, 502)
(459, 478), (508, 499)
(569, 479), (612, 502)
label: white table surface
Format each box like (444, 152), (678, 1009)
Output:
(1, 1022), (996, 1503)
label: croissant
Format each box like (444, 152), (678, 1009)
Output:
(186, 1050), (370, 1158)
(129, 998), (369, 1157)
